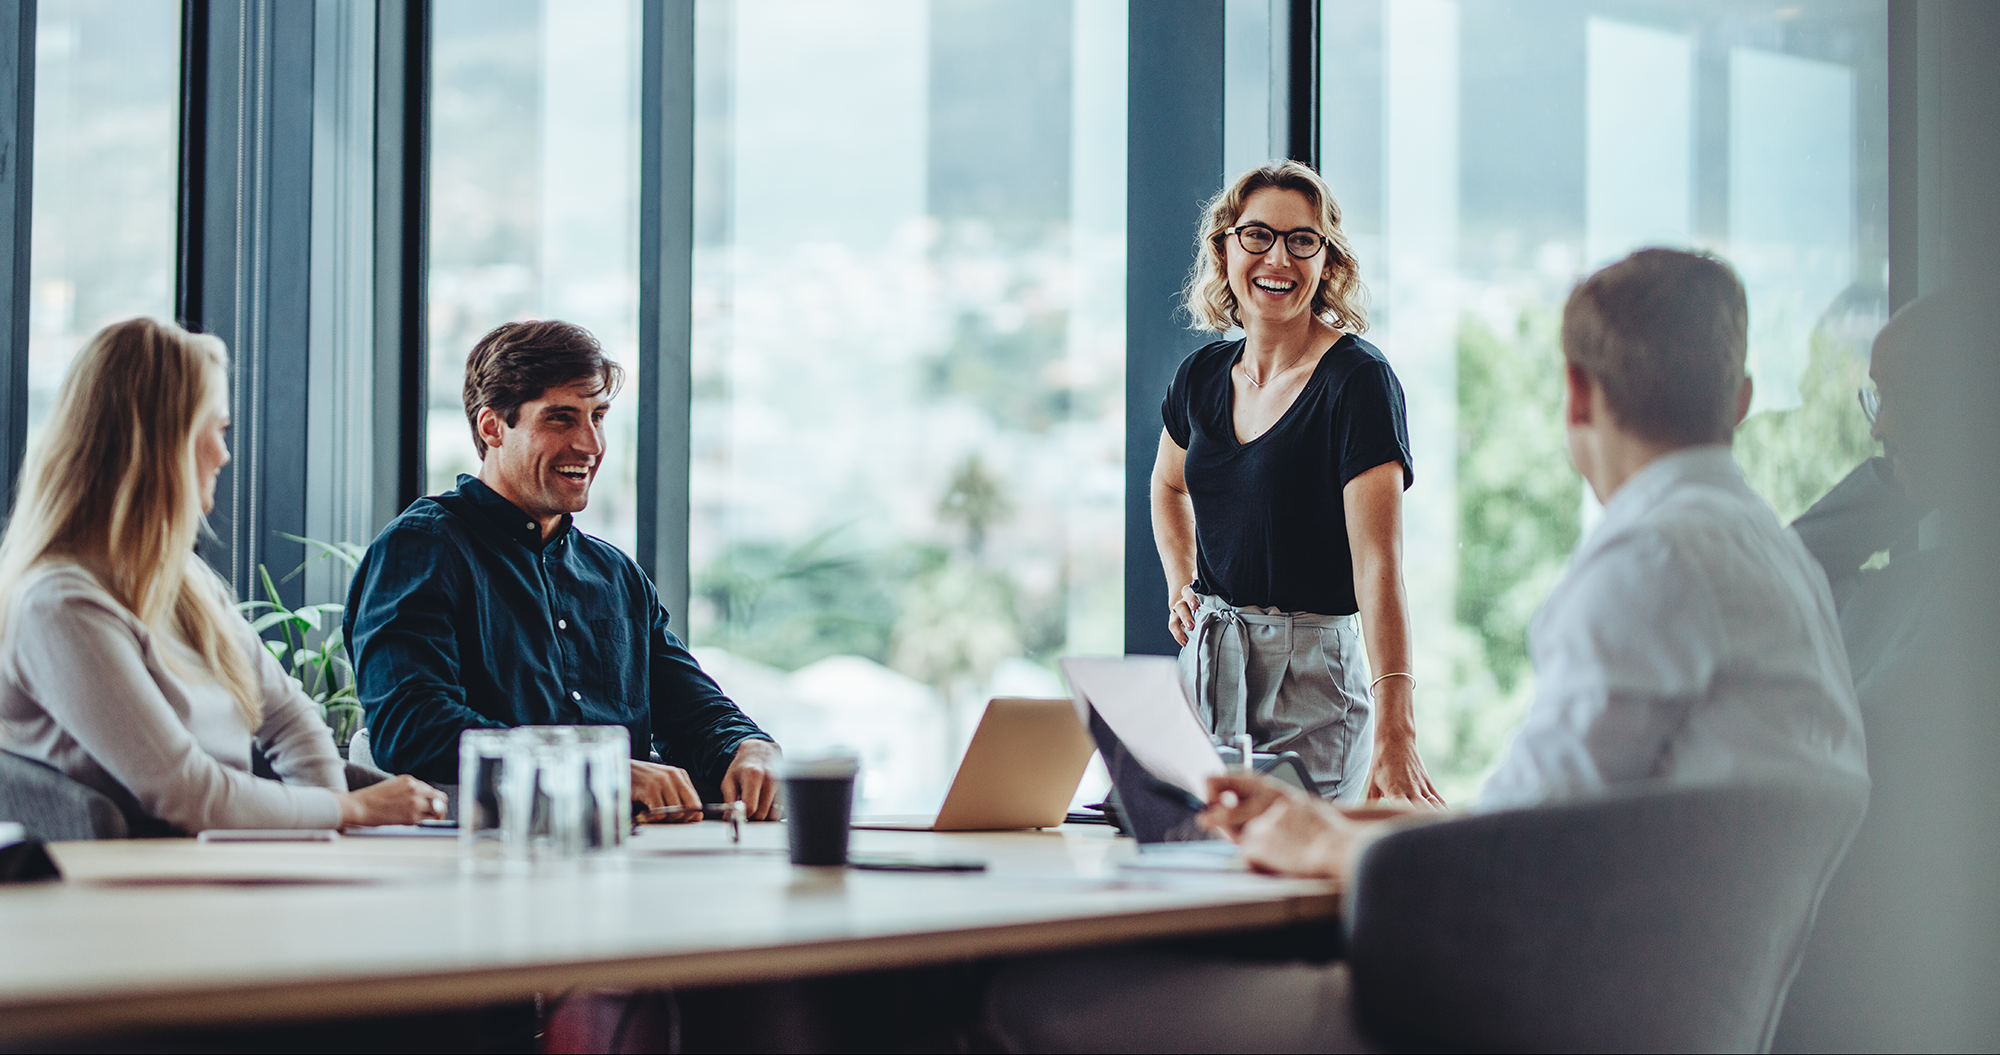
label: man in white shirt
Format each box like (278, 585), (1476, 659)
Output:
(983, 249), (1869, 1053)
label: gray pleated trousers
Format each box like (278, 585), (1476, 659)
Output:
(1178, 592), (1373, 799)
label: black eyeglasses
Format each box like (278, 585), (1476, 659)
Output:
(1219, 223), (1330, 260)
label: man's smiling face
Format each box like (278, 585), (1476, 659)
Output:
(476, 378), (611, 531)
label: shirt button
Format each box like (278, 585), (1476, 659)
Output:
(571, 691), (582, 701)
(557, 619), (568, 630)
(525, 521), (534, 530)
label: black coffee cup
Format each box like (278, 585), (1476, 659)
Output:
(781, 756), (859, 866)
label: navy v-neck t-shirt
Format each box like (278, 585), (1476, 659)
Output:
(1162, 335), (1414, 616)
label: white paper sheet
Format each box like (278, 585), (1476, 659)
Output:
(1059, 656), (1225, 798)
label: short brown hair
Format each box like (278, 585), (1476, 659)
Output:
(1562, 248), (1748, 446)
(461, 320), (625, 457)
(1183, 160), (1368, 333)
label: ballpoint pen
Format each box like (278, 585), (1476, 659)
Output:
(638, 802), (747, 845)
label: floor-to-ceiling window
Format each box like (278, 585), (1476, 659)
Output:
(1320, 0), (1888, 800)
(25, 0), (180, 440)
(689, 0), (1128, 813)
(427, 0), (642, 552)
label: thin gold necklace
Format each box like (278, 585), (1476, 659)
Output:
(1242, 347), (1311, 388)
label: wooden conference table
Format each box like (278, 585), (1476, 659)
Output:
(0, 821), (1338, 1046)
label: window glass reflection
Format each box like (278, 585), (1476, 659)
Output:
(1320, 0), (1888, 800)
(26, 0), (180, 440)
(428, 0), (641, 551)
(690, 0), (1127, 813)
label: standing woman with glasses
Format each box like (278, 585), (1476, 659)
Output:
(1153, 161), (1441, 804)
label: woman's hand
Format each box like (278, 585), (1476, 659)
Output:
(1364, 730), (1445, 808)
(335, 775), (448, 828)
(1168, 583), (1199, 646)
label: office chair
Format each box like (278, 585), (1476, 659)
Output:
(0, 749), (129, 841)
(3, 747), (396, 841)
(1344, 780), (1868, 1053)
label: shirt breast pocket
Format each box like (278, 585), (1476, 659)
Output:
(583, 617), (640, 712)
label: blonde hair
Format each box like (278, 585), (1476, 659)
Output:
(0, 317), (261, 726)
(1182, 160), (1368, 333)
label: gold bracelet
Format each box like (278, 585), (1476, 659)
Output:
(1370, 671), (1415, 692)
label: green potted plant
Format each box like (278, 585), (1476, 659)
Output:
(237, 535), (366, 753)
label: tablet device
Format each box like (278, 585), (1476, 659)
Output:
(1060, 656), (1229, 847)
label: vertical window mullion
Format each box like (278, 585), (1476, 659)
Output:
(637, 0), (696, 626)
(0, 1), (34, 502)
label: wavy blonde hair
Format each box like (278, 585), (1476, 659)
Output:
(1182, 160), (1368, 333)
(0, 317), (261, 726)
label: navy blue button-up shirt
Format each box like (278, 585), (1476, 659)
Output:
(345, 475), (771, 786)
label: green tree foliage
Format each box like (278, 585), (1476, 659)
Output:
(1419, 309), (1583, 800)
(1455, 310), (1580, 694)
(1734, 319), (1879, 523)
(692, 528), (908, 670)
(938, 454), (1012, 555)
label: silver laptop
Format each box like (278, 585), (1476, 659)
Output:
(851, 697), (1097, 831)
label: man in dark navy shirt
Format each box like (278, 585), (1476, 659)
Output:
(345, 320), (781, 817)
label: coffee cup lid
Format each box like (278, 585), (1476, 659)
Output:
(779, 755), (859, 779)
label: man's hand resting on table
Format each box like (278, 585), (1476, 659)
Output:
(630, 740), (783, 821)
(631, 759), (702, 818)
(721, 739), (781, 820)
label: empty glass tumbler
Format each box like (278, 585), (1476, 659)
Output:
(458, 725), (633, 871)
(577, 725), (633, 855)
(458, 728), (520, 871)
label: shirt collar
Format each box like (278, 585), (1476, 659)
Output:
(1585, 445), (1742, 550)
(454, 474), (570, 550)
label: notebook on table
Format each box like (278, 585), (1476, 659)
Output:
(851, 696), (1097, 832)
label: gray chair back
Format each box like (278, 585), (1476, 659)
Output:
(0, 749), (128, 841)
(2, 751), (390, 842)
(1344, 781), (1868, 1053)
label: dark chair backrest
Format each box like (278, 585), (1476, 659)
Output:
(1344, 780), (1868, 1053)
(0, 749), (129, 841)
(3, 751), (391, 842)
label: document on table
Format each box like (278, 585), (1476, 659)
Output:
(1060, 656), (1225, 798)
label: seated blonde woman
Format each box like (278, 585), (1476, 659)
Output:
(0, 317), (443, 832)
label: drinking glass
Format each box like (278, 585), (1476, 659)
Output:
(459, 728), (520, 871)
(576, 725), (633, 859)
(511, 726), (586, 864)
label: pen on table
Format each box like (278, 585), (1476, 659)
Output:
(637, 802), (748, 845)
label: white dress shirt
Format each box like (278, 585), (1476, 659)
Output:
(1482, 447), (1869, 807)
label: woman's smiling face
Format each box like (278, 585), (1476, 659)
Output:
(1225, 187), (1327, 330)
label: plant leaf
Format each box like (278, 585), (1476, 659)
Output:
(249, 611), (300, 634)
